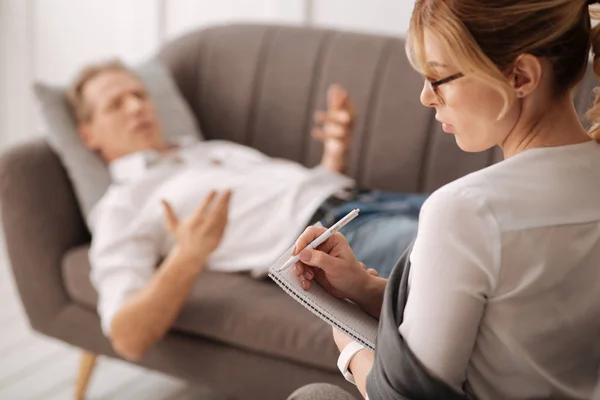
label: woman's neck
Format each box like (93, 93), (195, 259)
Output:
(500, 95), (591, 159)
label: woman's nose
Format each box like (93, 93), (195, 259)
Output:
(420, 81), (439, 108)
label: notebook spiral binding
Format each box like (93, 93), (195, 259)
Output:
(268, 271), (375, 350)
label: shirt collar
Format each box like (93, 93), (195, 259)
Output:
(109, 150), (160, 183)
(108, 135), (199, 183)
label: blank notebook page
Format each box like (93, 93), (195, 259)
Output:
(268, 246), (379, 350)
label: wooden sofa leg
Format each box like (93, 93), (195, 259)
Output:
(75, 351), (97, 400)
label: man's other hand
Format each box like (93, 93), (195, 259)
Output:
(313, 84), (355, 173)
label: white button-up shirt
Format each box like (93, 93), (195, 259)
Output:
(401, 140), (600, 399)
(89, 138), (353, 334)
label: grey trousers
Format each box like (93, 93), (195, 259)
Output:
(287, 383), (359, 400)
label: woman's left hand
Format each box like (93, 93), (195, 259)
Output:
(333, 327), (355, 352)
(330, 268), (379, 352)
(333, 327), (374, 399)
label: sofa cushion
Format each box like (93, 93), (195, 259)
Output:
(62, 245), (340, 371)
(34, 59), (204, 228)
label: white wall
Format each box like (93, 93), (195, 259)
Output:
(34, 0), (157, 84)
(312, 0), (414, 36)
(0, 0), (414, 146)
(165, 0), (307, 40)
(0, 0), (35, 144)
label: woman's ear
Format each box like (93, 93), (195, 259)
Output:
(510, 54), (543, 97)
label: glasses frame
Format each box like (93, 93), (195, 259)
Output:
(426, 72), (464, 103)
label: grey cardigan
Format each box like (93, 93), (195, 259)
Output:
(366, 244), (468, 399)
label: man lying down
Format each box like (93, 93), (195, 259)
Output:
(70, 60), (425, 360)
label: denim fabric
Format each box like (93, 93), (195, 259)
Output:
(320, 191), (427, 279)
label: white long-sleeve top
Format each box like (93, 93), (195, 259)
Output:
(88, 138), (353, 334)
(399, 140), (600, 400)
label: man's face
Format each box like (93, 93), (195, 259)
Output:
(79, 70), (165, 162)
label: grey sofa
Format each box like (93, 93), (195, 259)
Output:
(0, 24), (596, 400)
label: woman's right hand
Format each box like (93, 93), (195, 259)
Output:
(292, 226), (375, 302)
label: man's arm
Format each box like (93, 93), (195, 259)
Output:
(93, 190), (230, 361)
(109, 248), (206, 361)
(313, 84), (355, 174)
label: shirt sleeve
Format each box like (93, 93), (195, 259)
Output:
(310, 165), (355, 187)
(89, 197), (160, 336)
(398, 185), (500, 392)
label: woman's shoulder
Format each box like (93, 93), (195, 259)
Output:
(426, 169), (495, 212)
(425, 141), (600, 231)
(413, 170), (502, 287)
(417, 168), (503, 244)
(421, 179), (496, 234)
(425, 148), (549, 214)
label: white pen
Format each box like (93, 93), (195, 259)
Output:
(277, 208), (360, 272)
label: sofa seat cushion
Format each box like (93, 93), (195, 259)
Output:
(62, 245), (340, 371)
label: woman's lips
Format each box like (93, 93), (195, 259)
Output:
(441, 122), (455, 133)
(436, 115), (454, 133)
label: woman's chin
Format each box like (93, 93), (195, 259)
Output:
(454, 135), (492, 153)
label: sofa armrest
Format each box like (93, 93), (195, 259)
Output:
(0, 139), (90, 334)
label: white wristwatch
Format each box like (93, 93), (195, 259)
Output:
(337, 341), (366, 385)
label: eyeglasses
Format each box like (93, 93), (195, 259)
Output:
(426, 72), (464, 103)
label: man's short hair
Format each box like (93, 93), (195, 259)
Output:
(67, 60), (137, 123)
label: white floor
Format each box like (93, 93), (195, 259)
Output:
(0, 247), (223, 400)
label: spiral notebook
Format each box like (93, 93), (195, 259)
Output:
(268, 245), (379, 350)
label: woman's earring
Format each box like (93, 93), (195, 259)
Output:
(517, 91), (525, 98)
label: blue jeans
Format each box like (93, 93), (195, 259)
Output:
(319, 191), (427, 279)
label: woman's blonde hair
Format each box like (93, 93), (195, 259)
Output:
(408, 0), (600, 139)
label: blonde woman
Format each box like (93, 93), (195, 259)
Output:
(287, 0), (600, 399)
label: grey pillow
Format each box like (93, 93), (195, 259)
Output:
(34, 59), (203, 228)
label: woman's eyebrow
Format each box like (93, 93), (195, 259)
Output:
(426, 61), (449, 68)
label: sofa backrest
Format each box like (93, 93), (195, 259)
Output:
(159, 24), (597, 194)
